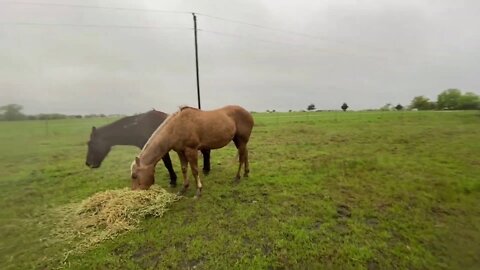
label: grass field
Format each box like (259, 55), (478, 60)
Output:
(0, 111), (479, 269)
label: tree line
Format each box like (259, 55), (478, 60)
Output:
(0, 104), (112, 121)
(409, 88), (479, 110)
(307, 88), (478, 112)
(1, 88), (478, 121)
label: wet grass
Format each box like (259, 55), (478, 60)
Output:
(0, 111), (479, 269)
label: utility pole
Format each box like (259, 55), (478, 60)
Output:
(192, 13), (201, 109)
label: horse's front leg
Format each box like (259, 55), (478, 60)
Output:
(186, 148), (202, 198)
(161, 152), (177, 187)
(201, 149), (211, 175)
(177, 151), (189, 195)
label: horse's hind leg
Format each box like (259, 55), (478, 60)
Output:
(161, 153), (177, 187)
(186, 148), (202, 198)
(234, 140), (247, 181)
(243, 146), (250, 178)
(201, 149), (211, 175)
(177, 151), (189, 195)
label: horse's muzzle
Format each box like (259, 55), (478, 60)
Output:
(86, 162), (100, 169)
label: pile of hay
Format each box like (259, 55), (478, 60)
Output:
(51, 185), (179, 253)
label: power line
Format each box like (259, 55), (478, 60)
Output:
(2, 1), (406, 56)
(198, 29), (302, 48)
(197, 13), (327, 40)
(198, 29), (385, 61)
(1, 1), (432, 60)
(0, 22), (193, 31)
(1, 1), (192, 14)
(195, 13), (408, 56)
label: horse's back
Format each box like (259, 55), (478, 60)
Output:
(176, 105), (253, 134)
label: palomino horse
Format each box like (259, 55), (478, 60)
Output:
(85, 110), (212, 187)
(131, 105), (254, 197)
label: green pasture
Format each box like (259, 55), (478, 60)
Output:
(0, 111), (479, 269)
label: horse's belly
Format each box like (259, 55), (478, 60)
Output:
(202, 138), (232, 150)
(199, 126), (235, 149)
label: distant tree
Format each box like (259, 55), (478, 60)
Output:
(395, 104), (404, 111)
(0, 104), (26, 121)
(341, 103), (349, 112)
(458, 92), (480, 110)
(307, 104), (316, 111)
(409, 96), (436, 110)
(288, 109), (292, 113)
(380, 103), (393, 111)
(437, 89), (462, 110)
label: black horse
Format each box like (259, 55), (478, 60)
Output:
(85, 110), (211, 187)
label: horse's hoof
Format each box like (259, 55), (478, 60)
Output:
(195, 189), (202, 198)
(232, 176), (241, 182)
(202, 169), (210, 176)
(177, 188), (187, 196)
(170, 183), (177, 188)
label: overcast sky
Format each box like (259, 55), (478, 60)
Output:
(1, 0), (479, 114)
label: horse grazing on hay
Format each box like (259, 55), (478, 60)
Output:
(85, 110), (212, 187)
(131, 105), (254, 198)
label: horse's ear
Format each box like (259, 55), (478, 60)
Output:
(135, 156), (140, 166)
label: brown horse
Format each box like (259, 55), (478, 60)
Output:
(130, 105), (254, 198)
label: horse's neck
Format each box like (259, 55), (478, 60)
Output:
(99, 118), (153, 148)
(97, 128), (135, 147)
(140, 127), (173, 166)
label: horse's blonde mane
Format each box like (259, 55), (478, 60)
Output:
(140, 106), (187, 153)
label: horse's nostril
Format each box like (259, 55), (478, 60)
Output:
(85, 162), (90, 166)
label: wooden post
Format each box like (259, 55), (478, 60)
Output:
(192, 13), (201, 109)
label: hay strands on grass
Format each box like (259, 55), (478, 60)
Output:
(51, 185), (180, 253)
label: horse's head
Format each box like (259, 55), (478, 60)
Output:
(131, 157), (155, 190)
(85, 126), (111, 168)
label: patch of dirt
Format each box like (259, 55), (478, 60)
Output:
(367, 259), (380, 270)
(112, 243), (133, 255)
(431, 206), (454, 216)
(131, 245), (162, 269)
(377, 202), (392, 212)
(336, 204), (351, 218)
(181, 258), (204, 270)
(334, 221), (350, 236)
(309, 220), (323, 230)
(262, 243), (273, 255)
(131, 245), (156, 261)
(365, 216), (379, 227)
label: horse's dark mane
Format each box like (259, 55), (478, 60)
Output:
(96, 114), (142, 133)
(95, 110), (167, 136)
